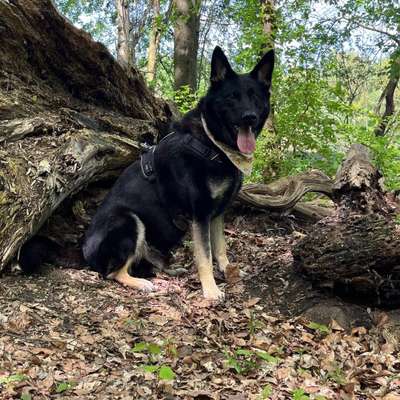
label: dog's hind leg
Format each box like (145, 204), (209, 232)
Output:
(210, 215), (230, 274)
(192, 220), (224, 300)
(108, 214), (155, 292)
(144, 246), (166, 271)
(108, 255), (155, 292)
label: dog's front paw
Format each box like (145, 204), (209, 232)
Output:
(136, 278), (156, 293)
(203, 284), (225, 301)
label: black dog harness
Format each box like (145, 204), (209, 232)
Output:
(140, 132), (222, 232)
(140, 132), (221, 182)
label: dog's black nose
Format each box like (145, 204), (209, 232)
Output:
(241, 112), (257, 126)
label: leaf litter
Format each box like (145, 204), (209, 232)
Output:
(1, 209), (400, 399)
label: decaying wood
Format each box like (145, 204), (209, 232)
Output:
(293, 144), (400, 306)
(0, 0), (171, 271)
(238, 170), (333, 220)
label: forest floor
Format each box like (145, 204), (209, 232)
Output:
(1, 208), (400, 400)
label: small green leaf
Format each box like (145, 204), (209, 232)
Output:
(292, 388), (309, 400)
(0, 374), (27, 384)
(256, 351), (280, 363)
(227, 358), (243, 374)
(56, 382), (72, 393)
(131, 342), (148, 352)
(20, 394), (32, 400)
(307, 322), (331, 335)
(260, 384), (273, 399)
(158, 365), (175, 380)
(142, 364), (159, 373)
(236, 348), (253, 357)
(147, 343), (162, 355)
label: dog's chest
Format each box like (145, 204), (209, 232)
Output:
(207, 177), (233, 201)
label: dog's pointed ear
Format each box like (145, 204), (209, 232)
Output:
(250, 49), (274, 87)
(210, 46), (235, 84)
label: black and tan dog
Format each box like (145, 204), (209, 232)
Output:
(82, 46), (274, 300)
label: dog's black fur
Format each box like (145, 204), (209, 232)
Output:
(21, 47), (274, 299)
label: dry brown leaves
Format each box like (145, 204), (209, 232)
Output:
(1, 216), (400, 399)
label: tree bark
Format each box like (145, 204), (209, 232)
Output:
(116, 0), (133, 68)
(293, 144), (400, 306)
(173, 0), (201, 91)
(238, 170), (333, 213)
(147, 0), (162, 83)
(261, 0), (275, 135)
(260, 0), (280, 180)
(0, 0), (171, 272)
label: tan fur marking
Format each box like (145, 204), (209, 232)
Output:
(107, 215), (154, 292)
(108, 254), (154, 292)
(192, 221), (224, 300)
(210, 215), (230, 273)
(208, 178), (231, 199)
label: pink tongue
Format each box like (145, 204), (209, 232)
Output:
(237, 127), (256, 154)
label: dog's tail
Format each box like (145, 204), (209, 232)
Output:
(18, 236), (59, 274)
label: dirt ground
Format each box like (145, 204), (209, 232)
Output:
(1, 209), (400, 399)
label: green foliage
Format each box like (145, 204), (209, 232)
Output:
(132, 341), (176, 381)
(259, 384), (273, 399)
(158, 365), (176, 380)
(131, 342), (149, 352)
(55, 0), (400, 189)
(292, 389), (309, 400)
(54, 0), (115, 46)
(172, 85), (201, 114)
(225, 348), (281, 375)
(141, 364), (175, 380)
(20, 394), (32, 400)
(55, 381), (75, 393)
(0, 374), (27, 384)
(307, 322), (331, 335)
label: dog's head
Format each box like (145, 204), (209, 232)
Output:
(201, 46), (274, 154)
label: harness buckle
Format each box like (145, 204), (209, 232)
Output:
(140, 146), (156, 182)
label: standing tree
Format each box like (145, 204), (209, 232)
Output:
(261, 0), (275, 135)
(116, 0), (132, 68)
(147, 0), (162, 83)
(374, 53), (400, 136)
(173, 0), (201, 91)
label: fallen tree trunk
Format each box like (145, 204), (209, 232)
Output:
(239, 170), (333, 220)
(0, 0), (171, 271)
(293, 144), (400, 307)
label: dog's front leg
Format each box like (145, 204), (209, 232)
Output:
(210, 215), (230, 274)
(192, 220), (224, 300)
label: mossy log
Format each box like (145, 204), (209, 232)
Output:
(0, 0), (171, 271)
(293, 144), (400, 307)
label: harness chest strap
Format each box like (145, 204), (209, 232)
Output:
(140, 132), (221, 182)
(140, 146), (156, 182)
